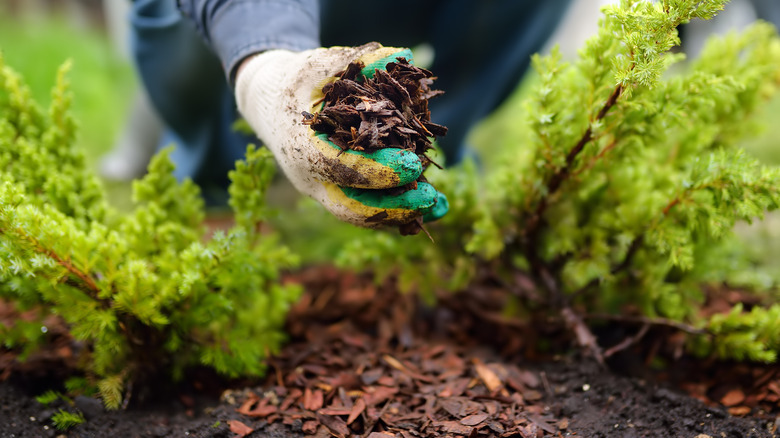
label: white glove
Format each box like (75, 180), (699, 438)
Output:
(235, 42), (447, 229)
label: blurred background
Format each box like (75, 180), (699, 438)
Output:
(0, 0), (777, 272)
(1, 0), (135, 168)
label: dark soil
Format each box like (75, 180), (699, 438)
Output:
(1, 267), (778, 438)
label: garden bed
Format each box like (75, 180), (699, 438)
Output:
(2, 266), (777, 437)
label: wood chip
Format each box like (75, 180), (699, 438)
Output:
(236, 397), (277, 417)
(721, 389), (746, 407)
(228, 420), (254, 437)
(434, 420), (474, 435)
(347, 397), (366, 425)
(460, 413), (489, 426)
(302, 420), (319, 434)
(727, 406), (752, 416)
(318, 406), (352, 416)
(317, 412), (350, 436)
(304, 388), (324, 411)
(474, 359), (503, 393)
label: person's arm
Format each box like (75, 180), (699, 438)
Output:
(176, 1), (448, 229)
(177, 0), (320, 83)
(234, 44), (448, 229)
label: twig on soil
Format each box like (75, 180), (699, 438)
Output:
(529, 263), (605, 366)
(540, 371), (553, 398)
(122, 380), (132, 410)
(584, 313), (709, 335)
(470, 307), (529, 330)
(561, 307), (604, 366)
(603, 323), (650, 359)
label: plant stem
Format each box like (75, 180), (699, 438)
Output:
(13, 226), (100, 294)
(584, 313), (708, 335)
(603, 324), (650, 358)
(571, 235), (644, 299)
(514, 85), (625, 364)
(524, 84), (623, 241)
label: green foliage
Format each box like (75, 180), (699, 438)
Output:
(693, 303), (780, 362)
(51, 409), (86, 431)
(65, 376), (97, 397)
(0, 56), (300, 408)
(35, 390), (62, 406)
(338, 0), (780, 362)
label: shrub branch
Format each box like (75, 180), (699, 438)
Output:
(11, 226), (100, 295)
(524, 84), (624, 240)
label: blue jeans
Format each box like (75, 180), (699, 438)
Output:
(130, 0), (571, 195)
(749, 0), (780, 27)
(131, 0), (255, 202)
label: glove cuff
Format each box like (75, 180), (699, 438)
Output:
(235, 49), (305, 145)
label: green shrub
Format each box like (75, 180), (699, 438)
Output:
(0, 56), (300, 408)
(338, 0), (780, 362)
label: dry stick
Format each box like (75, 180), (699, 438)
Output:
(536, 261), (604, 365)
(603, 323), (650, 359)
(539, 371), (553, 398)
(562, 307), (604, 365)
(584, 313), (709, 335)
(122, 380), (133, 410)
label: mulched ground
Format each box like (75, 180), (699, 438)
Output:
(1, 266), (778, 437)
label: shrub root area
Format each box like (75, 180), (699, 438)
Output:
(1, 266), (778, 437)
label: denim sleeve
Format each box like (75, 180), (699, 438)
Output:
(177, 0), (321, 81)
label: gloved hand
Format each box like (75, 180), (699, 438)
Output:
(235, 42), (448, 230)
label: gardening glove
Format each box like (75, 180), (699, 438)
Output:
(235, 42), (448, 229)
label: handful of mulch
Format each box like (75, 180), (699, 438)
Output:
(302, 57), (447, 235)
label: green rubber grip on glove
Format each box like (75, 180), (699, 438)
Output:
(360, 48), (415, 79)
(314, 133), (422, 188)
(341, 182), (449, 223)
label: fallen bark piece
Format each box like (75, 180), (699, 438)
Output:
(460, 413), (489, 426)
(347, 397), (366, 425)
(720, 388), (746, 407)
(228, 420), (254, 437)
(474, 359), (503, 393)
(317, 412), (350, 436)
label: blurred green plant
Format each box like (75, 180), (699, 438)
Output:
(35, 390), (87, 430)
(337, 0), (780, 363)
(35, 390), (63, 406)
(51, 410), (86, 431)
(0, 14), (135, 165)
(0, 57), (299, 408)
